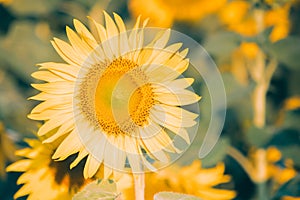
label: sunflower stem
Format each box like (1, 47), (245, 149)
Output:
(252, 9), (266, 128)
(251, 9), (278, 128)
(134, 173), (145, 200)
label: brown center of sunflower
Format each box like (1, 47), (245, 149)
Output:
(81, 58), (154, 136)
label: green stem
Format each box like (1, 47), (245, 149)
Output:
(257, 182), (268, 200)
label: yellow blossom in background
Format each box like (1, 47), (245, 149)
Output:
(239, 42), (260, 59)
(272, 159), (297, 186)
(265, 3), (291, 42)
(129, 0), (226, 27)
(219, 0), (291, 41)
(6, 138), (91, 200)
(120, 160), (236, 200)
(0, 0), (12, 4)
(265, 148), (297, 185)
(219, 1), (256, 36)
(226, 42), (260, 85)
(282, 196), (300, 200)
(250, 147), (297, 184)
(0, 122), (17, 179)
(283, 96), (300, 111)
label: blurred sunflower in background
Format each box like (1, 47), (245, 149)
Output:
(120, 160), (236, 200)
(0, 122), (17, 179)
(219, 0), (291, 42)
(6, 138), (92, 200)
(0, 0), (11, 4)
(129, 0), (226, 27)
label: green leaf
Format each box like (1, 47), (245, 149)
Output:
(222, 73), (254, 105)
(0, 70), (36, 135)
(270, 36), (300, 70)
(282, 111), (300, 130)
(245, 126), (273, 147)
(201, 137), (230, 167)
(204, 31), (241, 59)
(154, 192), (202, 200)
(279, 145), (300, 166)
(0, 21), (60, 83)
(73, 180), (119, 200)
(271, 175), (300, 200)
(7, 0), (61, 16)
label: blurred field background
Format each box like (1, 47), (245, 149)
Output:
(0, 0), (300, 199)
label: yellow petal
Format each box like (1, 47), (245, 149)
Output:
(66, 26), (92, 58)
(52, 130), (82, 160)
(31, 82), (74, 94)
(73, 19), (98, 48)
(43, 119), (74, 143)
(31, 97), (72, 113)
(51, 39), (82, 66)
(38, 62), (79, 77)
(31, 71), (63, 82)
(154, 89), (201, 106)
(6, 160), (32, 172)
(70, 149), (88, 169)
(37, 113), (72, 136)
(84, 155), (101, 178)
(125, 136), (142, 172)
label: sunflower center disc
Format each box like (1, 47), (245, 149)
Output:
(94, 58), (154, 136)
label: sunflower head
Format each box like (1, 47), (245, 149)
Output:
(29, 11), (201, 180)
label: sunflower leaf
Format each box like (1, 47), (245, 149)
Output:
(204, 31), (241, 59)
(269, 36), (300, 70)
(72, 180), (119, 200)
(154, 192), (202, 200)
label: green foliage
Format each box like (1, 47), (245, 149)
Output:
(201, 137), (230, 167)
(0, 21), (59, 83)
(270, 37), (300, 70)
(204, 31), (241, 59)
(272, 175), (300, 199)
(268, 129), (300, 166)
(245, 126), (273, 148)
(154, 192), (201, 200)
(73, 180), (119, 200)
(7, 0), (61, 16)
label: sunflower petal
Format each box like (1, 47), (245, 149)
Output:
(84, 155), (101, 178)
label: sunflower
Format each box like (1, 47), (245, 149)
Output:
(119, 160), (236, 200)
(0, 122), (17, 179)
(128, 0), (226, 27)
(6, 138), (91, 200)
(29, 12), (200, 179)
(219, 0), (291, 42)
(282, 196), (300, 200)
(0, 0), (12, 4)
(228, 146), (297, 185)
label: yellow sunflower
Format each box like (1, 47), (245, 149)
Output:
(120, 160), (236, 200)
(129, 0), (226, 27)
(6, 138), (91, 200)
(0, 122), (17, 179)
(282, 196), (300, 200)
(219, 0), (291, 42)
(29, 12), (200, 179)
(0, 0), (12, 4)
(228, 146), (297, 184)
(251, 147), (297, 184)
